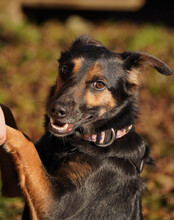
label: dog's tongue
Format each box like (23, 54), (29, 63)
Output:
(0, 107), (6, 145)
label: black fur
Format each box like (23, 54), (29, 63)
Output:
(22, 35), (172, 219)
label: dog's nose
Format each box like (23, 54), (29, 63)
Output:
(51, 105), (68, 119)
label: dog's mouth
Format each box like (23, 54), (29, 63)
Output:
(50, 119), (74, 134)
(49, 115), (93, 136)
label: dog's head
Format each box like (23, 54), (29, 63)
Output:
(46, 35), (172, 137)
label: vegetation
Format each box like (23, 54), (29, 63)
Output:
(0, 15), (174, 219)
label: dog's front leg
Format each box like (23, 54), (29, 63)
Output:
(0, 112), (55, 219)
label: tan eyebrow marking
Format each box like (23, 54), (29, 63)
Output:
(85, 61), (104, 81)
(73, 57), (84, 74)
(55, 57), (84, 93)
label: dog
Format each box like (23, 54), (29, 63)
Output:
(0, 35), (172, 219)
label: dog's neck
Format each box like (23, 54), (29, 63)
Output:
(80, 124), (144, 173)
(82, 125), (133, 147)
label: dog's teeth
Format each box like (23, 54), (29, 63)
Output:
(50, 119), (70, 133)
(63, 123), (68, 129)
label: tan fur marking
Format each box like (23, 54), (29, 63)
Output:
(56, 155), (93, 187)
(127, 69), (139, 86)
(67, 161), (92, 186)
(98, 108), (107, 117)
(85, 90), (116, 116)
(73, 57), (84, 74)
(127, 69), (141, 92)
(85, 62), (104, 81)
(5, 126), (54, 219)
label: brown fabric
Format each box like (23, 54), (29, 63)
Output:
(0, 104), (22, 197)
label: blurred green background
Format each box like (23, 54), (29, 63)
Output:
(0, 0), (174, 219)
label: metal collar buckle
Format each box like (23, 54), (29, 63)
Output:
(96, 128), (116, 148)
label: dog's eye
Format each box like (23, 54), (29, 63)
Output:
(60, 65), (70, 76)
(93, 81), (106, 90)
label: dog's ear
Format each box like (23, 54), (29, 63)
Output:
(120, 51), (172, 90)
(72, 35), (104, 48)
(122, 51), (172, 75)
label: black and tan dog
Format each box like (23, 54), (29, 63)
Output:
(0, 36), (172, 219)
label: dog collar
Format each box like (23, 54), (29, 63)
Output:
(82, 125), (133, 147)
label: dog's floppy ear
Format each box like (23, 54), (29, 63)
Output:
(122, 51), (172, 75)
(120, 51), (172, 90)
